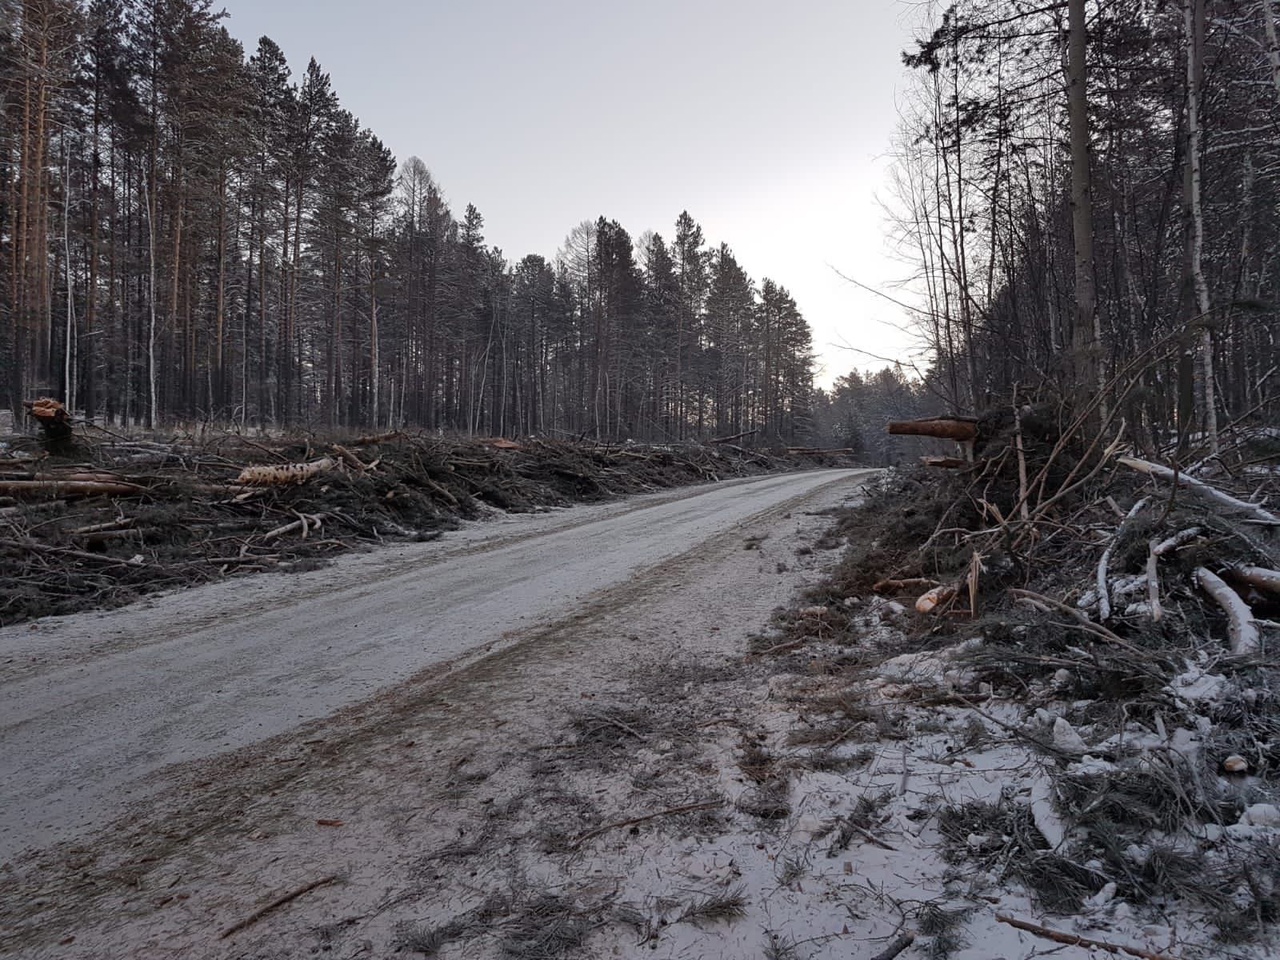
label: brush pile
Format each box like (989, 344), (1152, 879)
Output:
(0, 426), (848, 627)
(763, 406), (1280, 954)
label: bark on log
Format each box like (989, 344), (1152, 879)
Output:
(1230, 565), (1280, 595)
(887, 417), (978, 442)
(236, 458), (337, 487)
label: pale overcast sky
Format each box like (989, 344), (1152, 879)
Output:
(218, 0), (924, 388)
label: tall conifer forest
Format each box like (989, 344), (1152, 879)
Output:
(1, 0), (815, 441)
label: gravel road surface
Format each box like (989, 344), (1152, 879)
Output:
(0, 468), (868, 863)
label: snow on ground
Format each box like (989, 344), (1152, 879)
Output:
(3, 472), (1276, 960)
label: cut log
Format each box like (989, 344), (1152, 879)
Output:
(921, 456), (970, 469)
(236, 458), (337, 487)
(916, 583), (958, 614)
(1196, 567), (1261, 655)
(22, 397), (74, 445)
(1118, 456), (1280, 525)
(887, 416), (978, 442)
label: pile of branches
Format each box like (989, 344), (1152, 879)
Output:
(782, 395), (1280, 944)
(0, 428), (843, 626)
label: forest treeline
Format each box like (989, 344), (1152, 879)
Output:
(2, 0), (815, 441)
(896, 0), (1280, 451)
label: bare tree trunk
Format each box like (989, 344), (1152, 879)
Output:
(139, 178), (157, 428)
(1264, 0), (1280, 103)
(1183, 0), (1217, 456)
(1066, 0), (1102, 415)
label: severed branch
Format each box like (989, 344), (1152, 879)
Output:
(1097, 496), (1149, 621)
(569, 800), (723, 849)
(1119, 456), (1280, 525)
(869, 931), (916, 960)
(1147, 541), (1163, 622)
(1195, 567), (1261, 655)
(219, 875), (338, 939)
(1008, 589), (1160, 665)
(996, 912), (1178, 960)
(331, 444), (371, 472)
(709, 429), (757, 445)
(1153, 526), (1202, 556)
(1231, 564), (1280, 595)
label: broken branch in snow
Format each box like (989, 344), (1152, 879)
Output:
(868, 931), (917, 960)
(1195, 567), (1261, 655)
(1097, 496), (1150, 621)
(995, 913), (1178, 960)
(1119, 456), (1280, 525)
(219, 874), (338, 939)
(1147, 541), (1163, 622)
(569, 800), (724, 849)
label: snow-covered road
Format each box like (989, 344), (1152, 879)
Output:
(0, 468), (870, 863)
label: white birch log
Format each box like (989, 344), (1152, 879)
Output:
(1118, 457), (1280, 525)
(1195, 567), (1260, 655)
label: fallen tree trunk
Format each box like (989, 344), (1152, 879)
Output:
(710, 429), (757, 445)
(0, 479), (145, 498)
(1118, 456), (1280, 525)
(887, 416), (978, 442)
